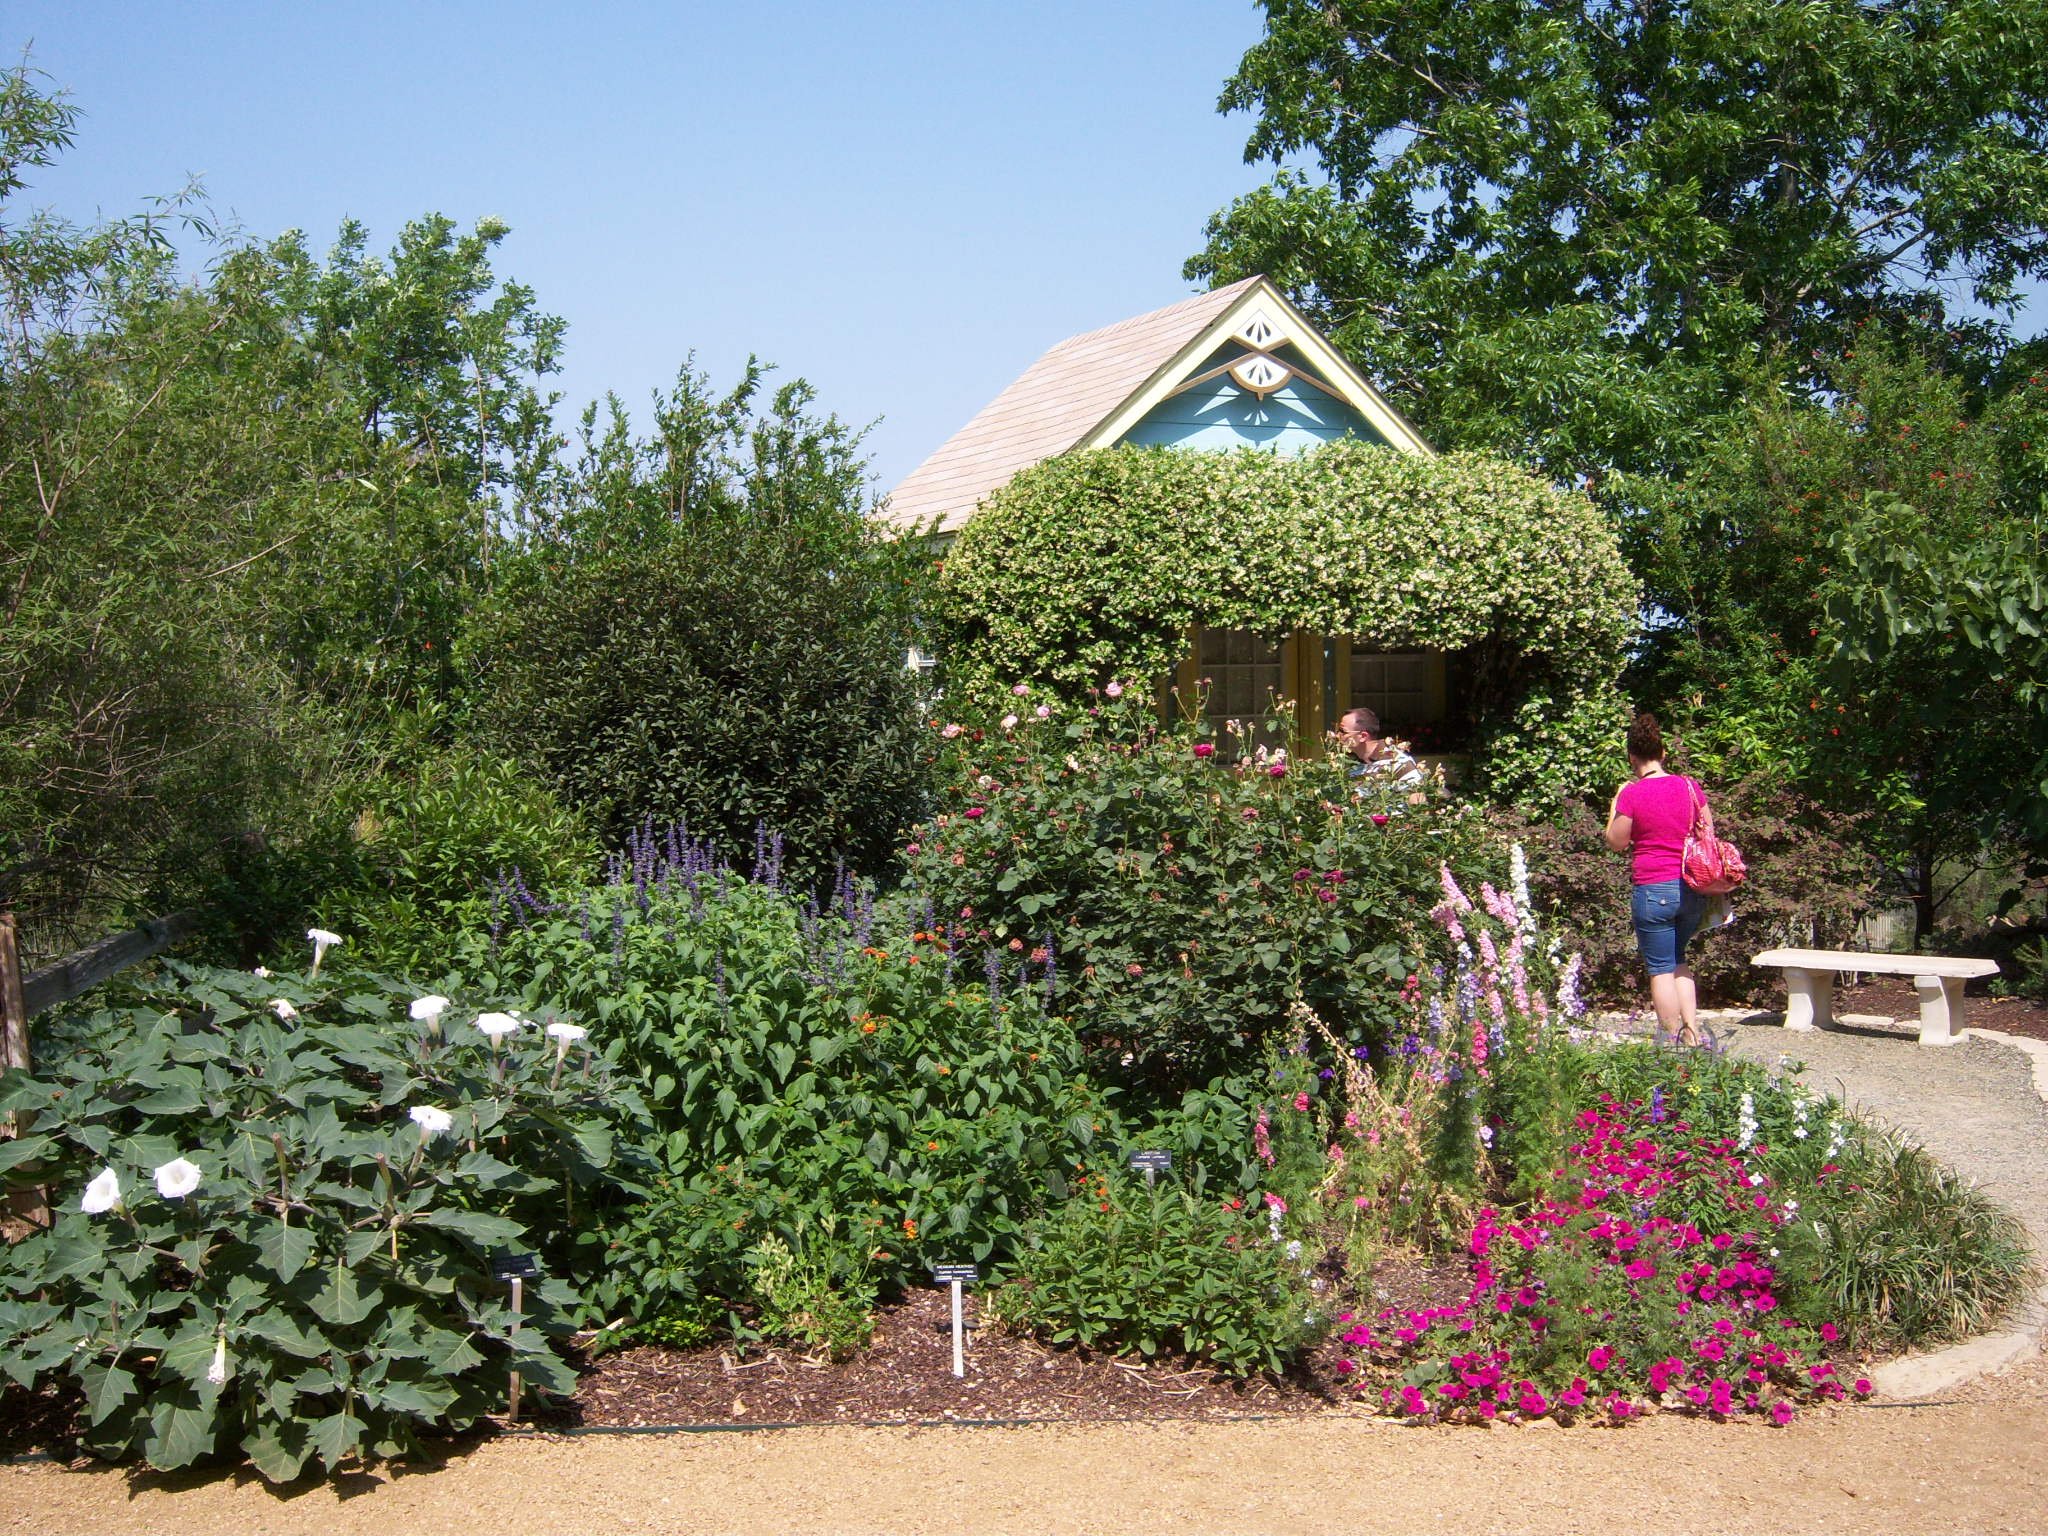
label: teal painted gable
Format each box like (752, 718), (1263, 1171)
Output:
(1115, 367), (1389, 455)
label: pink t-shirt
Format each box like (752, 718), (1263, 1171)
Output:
(1614, 774), (1702, 885)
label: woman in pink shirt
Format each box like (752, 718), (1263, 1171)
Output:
(1602, 713), (1710, 1045)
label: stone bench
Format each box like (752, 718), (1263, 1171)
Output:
(1751, 948), (2000, 1046)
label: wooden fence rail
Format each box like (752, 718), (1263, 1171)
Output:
(2, 909), (204, 1075)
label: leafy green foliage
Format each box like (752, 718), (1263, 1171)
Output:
(741, 1221), (879, 1360)
(990, 1179), (1320, 1377)
(904, 689), (1499, 1086)
(1192, 0), (2048, 482)
(0, 65), (568, 954)
(0, 961), (632, 1479)
(477, 368), (932, 887)
(316, 735), (598, 975)
(450, 842), (1108, 1322)
(1624, 346), (2046, 932)
(937, 441), (1636, 802)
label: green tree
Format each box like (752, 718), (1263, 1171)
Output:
(0, 63), (574, 951)
(1625, 344), (2046, 938)
(477, 365), (931, 887)
(1189, 0), (2048, 481)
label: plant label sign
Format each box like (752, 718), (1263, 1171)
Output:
(932, 1264), (977, 1378)
(1129, 1149), (1172, 1186)
(493, 1251), (541, 1280)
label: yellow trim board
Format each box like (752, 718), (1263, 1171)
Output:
(1078, 278), (1434, 458)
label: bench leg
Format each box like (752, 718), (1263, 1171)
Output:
(1783, 968), (1832, 1032)
(1914, 975), (1969, 1046)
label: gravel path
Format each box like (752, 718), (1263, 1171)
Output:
(8, 1373), (2048, 1536)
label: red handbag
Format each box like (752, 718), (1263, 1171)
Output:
(1680, 778), (1747, 894)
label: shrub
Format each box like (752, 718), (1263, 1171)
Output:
(903, 690), (1500, 1088)
(451, 828), (1110, 1324)
(477, 415), (932, 889)
(0, 956), (631, 1479)
(990, 1179), (1320, 1377)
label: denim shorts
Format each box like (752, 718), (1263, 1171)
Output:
(1631, 880), (1707, 977)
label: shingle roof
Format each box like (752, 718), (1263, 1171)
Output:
(878, 276), (1265, 535)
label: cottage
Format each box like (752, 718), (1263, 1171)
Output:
(883, 277), (1634, 797)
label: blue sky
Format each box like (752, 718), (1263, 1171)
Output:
(11, 1), (1280, 491)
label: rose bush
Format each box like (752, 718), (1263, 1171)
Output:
(903, 688), (1500, 1089)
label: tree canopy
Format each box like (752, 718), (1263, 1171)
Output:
(1189, 0), (2048, 481)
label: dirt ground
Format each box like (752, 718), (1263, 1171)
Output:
(4, 1353), (2044, 1536)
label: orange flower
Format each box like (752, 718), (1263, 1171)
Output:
(927, 1140), (940, 1151)
(937, 1064), (951, 1075)
(862, 1021), (877, 1034)
(902, 1218), (918, 1237)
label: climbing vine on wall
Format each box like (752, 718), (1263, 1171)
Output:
(934, 441), (1638, 801)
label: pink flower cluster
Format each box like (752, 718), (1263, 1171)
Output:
(1346, 1100), (1872, 1427)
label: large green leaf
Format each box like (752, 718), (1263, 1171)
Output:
(80, 1362), (138, 1425)
(416, 1208), (524, 1247)
(312, 1262), (379, 1327)
(145, 1391), (219, 1471)
(310, 1409), (367, 1472)
(243, 1418), (313, 1484)
(256, 1221), (315, 1281)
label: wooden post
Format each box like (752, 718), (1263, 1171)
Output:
(0, 912), (26, 1081)
(1, 912), (49, 1232)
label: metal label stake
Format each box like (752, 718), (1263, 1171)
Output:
(494, 1250), (541, 1421)
(1129, 1149), (1172, 1190)
(931, 1263), (978, 1379)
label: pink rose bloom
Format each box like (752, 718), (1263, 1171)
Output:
(1011, 683), (1030, 696)
(1105, 680), (1123, 697)
(1034, 704), (1051, 719)
(1371, 813), (1390, 826)
(1001, 713), (1020, 730)
(965, 807), (985, 819)
(1269, 763), (1286, 778)
(1193, 742), (1215, 758)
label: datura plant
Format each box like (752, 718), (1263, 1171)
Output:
(0, 956), (635, 1481)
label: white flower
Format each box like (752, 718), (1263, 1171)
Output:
(1001, 713), (1020, 730)
(269, 998), (298, 1021)
(1105, 680), (1123, 698)
(154, 1158), (203, 1200)
(80, 1168), (122, 1215)
(409, 995), (450, 1024)
(409, 1104), (454, 1138)
(252, 966), (273, 979)
(474, 1012), (521, 1040)
(206, 1334), (228, 1386)
(545, 1022), (588, 1045)
(306, 927), (342, 975)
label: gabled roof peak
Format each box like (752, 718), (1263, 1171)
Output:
(880, 275), (1427, 535)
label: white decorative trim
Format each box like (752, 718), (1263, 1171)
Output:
(1080, 279), (1433, 458)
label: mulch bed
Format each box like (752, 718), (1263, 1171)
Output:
(1830, 977), (2048, 1043)
(550, 1246), (1475, 1430)
(0, 1250), (1479, 1457)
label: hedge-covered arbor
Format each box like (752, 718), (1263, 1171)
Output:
(935, 440), (1638, 800)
